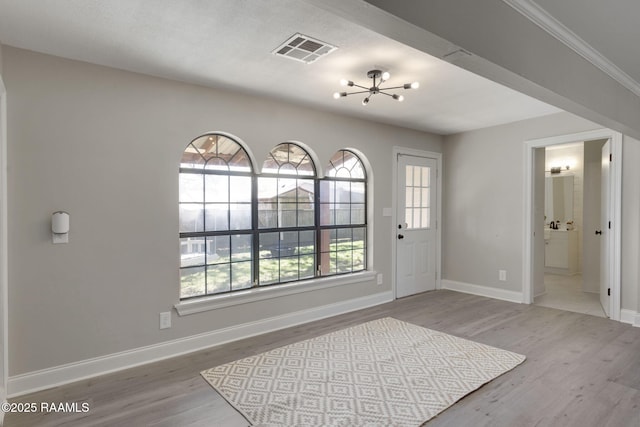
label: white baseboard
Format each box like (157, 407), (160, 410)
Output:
(441, 280), (524, 304)
(8, 291), (393, 398)
(620, 309), (640, 327)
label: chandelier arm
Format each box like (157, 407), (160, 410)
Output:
(350, 83), (370, 90)
(379, 91), (396, 97)
(379, 85), (408, 91)
(343, 89), (372, 96)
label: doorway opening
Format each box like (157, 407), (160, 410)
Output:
(523, 129), (622, 321)
(533, 140), (606, 317)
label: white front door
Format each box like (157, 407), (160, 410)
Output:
(396, 155), (437, 298)
(600, 140), (611, 317)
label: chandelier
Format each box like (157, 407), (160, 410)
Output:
(333, 69), (419, 105)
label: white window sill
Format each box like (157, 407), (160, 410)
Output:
(175, 270), (377, 316)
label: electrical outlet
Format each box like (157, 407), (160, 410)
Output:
(159, 311), (171, 329)
(499, 270), (507, 281)
(377, 273), (383, 285)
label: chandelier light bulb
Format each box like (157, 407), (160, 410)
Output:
(340, 79), (348, 86)
(362, 97), (370, 105)
(381, 71), (390, 81)
(411, 81), (420, 89)
(393, 94), (405, 102)
(333, 92), (341, 99)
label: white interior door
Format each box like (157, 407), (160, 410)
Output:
(600, 140), (611, 317)
(396, 155), (437, 298)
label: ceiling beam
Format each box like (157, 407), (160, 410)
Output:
(308, 0), (640, 139)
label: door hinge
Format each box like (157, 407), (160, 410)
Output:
(609, 221), (612, 229)
(608, 288), (611, 296)
(610, 153), (613, 162)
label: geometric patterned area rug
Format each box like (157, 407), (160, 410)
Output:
(201, 317), (526, 426)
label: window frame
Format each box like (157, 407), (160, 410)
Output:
(179, 133), (256, 299)
(319, 149), (368, 277)
(178, 135), (371, 307)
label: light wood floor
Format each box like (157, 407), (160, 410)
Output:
(6, 290), (640, 426)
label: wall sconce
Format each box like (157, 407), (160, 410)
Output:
(52, 211), (70, 244)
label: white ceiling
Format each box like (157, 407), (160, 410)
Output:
(0, 0), (598, 135)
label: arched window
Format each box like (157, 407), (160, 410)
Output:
(179, 133), (254, 299)
(179, 138), (369, 300)
(319, 150), (367, 275)
(258, 143), (317, 284)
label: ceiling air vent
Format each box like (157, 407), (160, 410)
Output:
(273, 33), (337, 64)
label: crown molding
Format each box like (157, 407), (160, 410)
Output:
(502, 0), (640, 97)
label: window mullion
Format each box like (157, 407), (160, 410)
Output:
(315, 178), (321, 277)
(252, 174), (259, 287)
(202, 173), (208, 295)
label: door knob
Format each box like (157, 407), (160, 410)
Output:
(398, 234), (404, 240)
(595, 230), (602, 235)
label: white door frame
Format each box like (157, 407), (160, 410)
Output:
(522, 129), (622, 321)
(391, 146), (442, 299)
(0, 76), (7, 403)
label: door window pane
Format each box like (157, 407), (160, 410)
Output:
(404, 165), (430, 230)
(406, 166), (413, 186)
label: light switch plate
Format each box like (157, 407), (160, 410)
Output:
(160, 312), (171, 329)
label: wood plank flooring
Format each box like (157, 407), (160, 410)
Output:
(5, 290), (640, 426)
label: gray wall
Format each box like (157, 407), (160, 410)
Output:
(622, 136), (640, 314)
(442, 113), (640, 313)
(4, 46), (442, 375)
